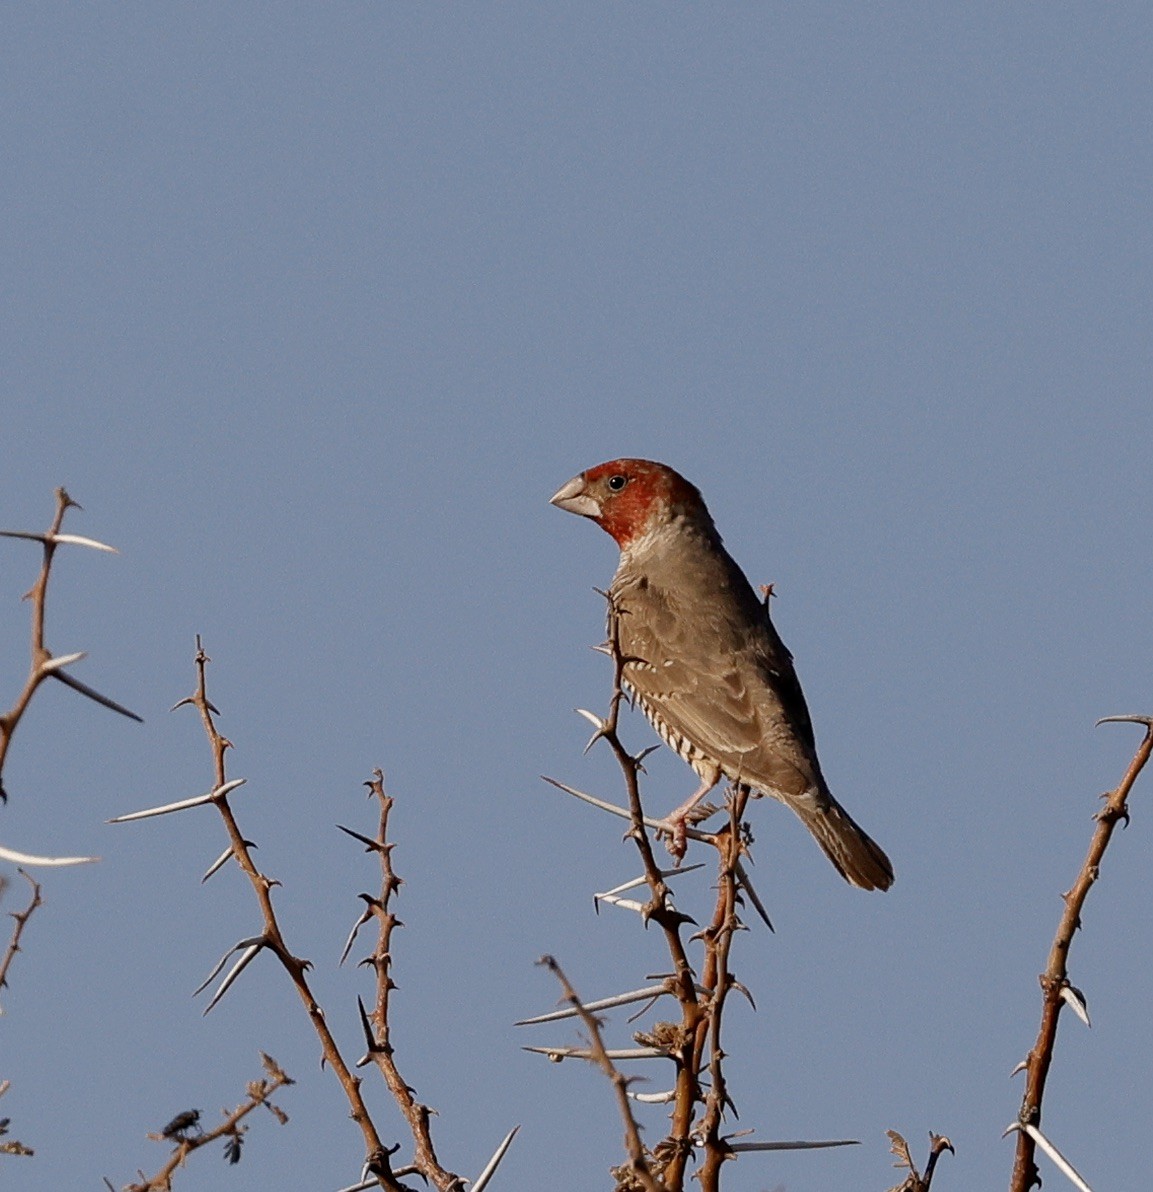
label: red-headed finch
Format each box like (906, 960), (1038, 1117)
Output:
(550, 458), (893, 891)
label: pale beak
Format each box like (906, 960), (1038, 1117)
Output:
(549, 475), (601, 518)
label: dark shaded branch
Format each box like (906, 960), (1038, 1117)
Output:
(888, 1130), (954, 1192)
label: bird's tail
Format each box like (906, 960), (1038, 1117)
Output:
(796, 796), (894, 891)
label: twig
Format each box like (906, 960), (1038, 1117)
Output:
(352, 771), (466, 1192)
(119, 1052), (293, 1191)
(173, 639), (407, 1190)
(1009, 715), (1152, 1191)
(531, 593), (789, 1191)
(695, 789), (750, 1191)
(538, 954), (661, 1192)
(596, 596), (710, 1191)
(0, 871), (42, 1008)
(0, 489), (140, 800)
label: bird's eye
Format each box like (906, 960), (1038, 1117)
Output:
(607, 474), (629, 492)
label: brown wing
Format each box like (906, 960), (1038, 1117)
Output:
(611, 548), (826, 804)
(610, 537), (894, 891)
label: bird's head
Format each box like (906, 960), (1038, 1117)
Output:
(549, 459), (708, 549)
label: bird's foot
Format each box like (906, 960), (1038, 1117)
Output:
(651, 802), (721, 861)
(651, 815), (689, 861)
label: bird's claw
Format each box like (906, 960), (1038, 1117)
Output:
(649, 815), (689, 861)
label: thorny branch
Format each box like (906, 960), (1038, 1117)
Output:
(0, 488), (140, 802)
(342, 771), (466, 1192)
(115, 1052), (293, 1192)
(173, 639), (407, 1190)
(532, 593), (857, 1191)
(0, 871), (42, 1009)
(694, 789), (750, 1190)
(1008, 715), (1153, 1192)
(594, 594), (712, 1190)
(538, 954), (661, 1192)
(119, 644), (511, 1190)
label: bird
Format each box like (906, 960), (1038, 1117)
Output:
(549, 458), (894, 891)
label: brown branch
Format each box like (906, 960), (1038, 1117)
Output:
(0, 489), (75, 794)
(352, 771), (465, 1192)
(598, 596), (709, 1190)
(181, 639), (407, 1191)
(0, 870), (43, 1005)
(546, 596), (760, 1191)
(539, 954), (662, 1192)
(119, 1052), (293, 1191)
(1009, 715), (1153, 1192)
(695, 789), (750, 1192)
(0, 488), (139, 800)
(535, 591), (852, 1188)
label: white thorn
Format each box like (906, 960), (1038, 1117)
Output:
(0, 843), (99, 867)
(629, 1089), (676, 1104)
(523, 1045), (665, 1061)
(516, 982), (673, 1026)
(202, 845), (236, 882)
(201, 942), (264, 1013)
(1021, 1123), (1095, 1191)
(193, 935), (266, 995)
(48, 533), (119, 553)
(108, 778), (247, 823)
(39, 651), (87, 673)
(597, 864), (705, 900)
(471, 1124), (521, 1192)
(593, 893), (648, 914)
(541, 776), (710, 841)
(574, 707), (607, 730)
(1060, 984), (1091, 1027)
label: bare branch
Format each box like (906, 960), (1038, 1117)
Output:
(141, 641), (407, 1189)
(0, 489), (139, 800)
(118, 1053), (294, 1191)
(350, 770), (468, 1192)
(537, 954), (661, 1192)
(0, 871), (42, 1010)
(1010, 716), (1152, 1191)
(532, 592), (804, 1192)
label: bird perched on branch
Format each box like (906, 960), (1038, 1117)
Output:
(550, 458), (893, 891)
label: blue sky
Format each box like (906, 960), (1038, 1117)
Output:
(3, 5), (1152, 1189)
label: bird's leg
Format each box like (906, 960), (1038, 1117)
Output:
(657, 767), (721, 860)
